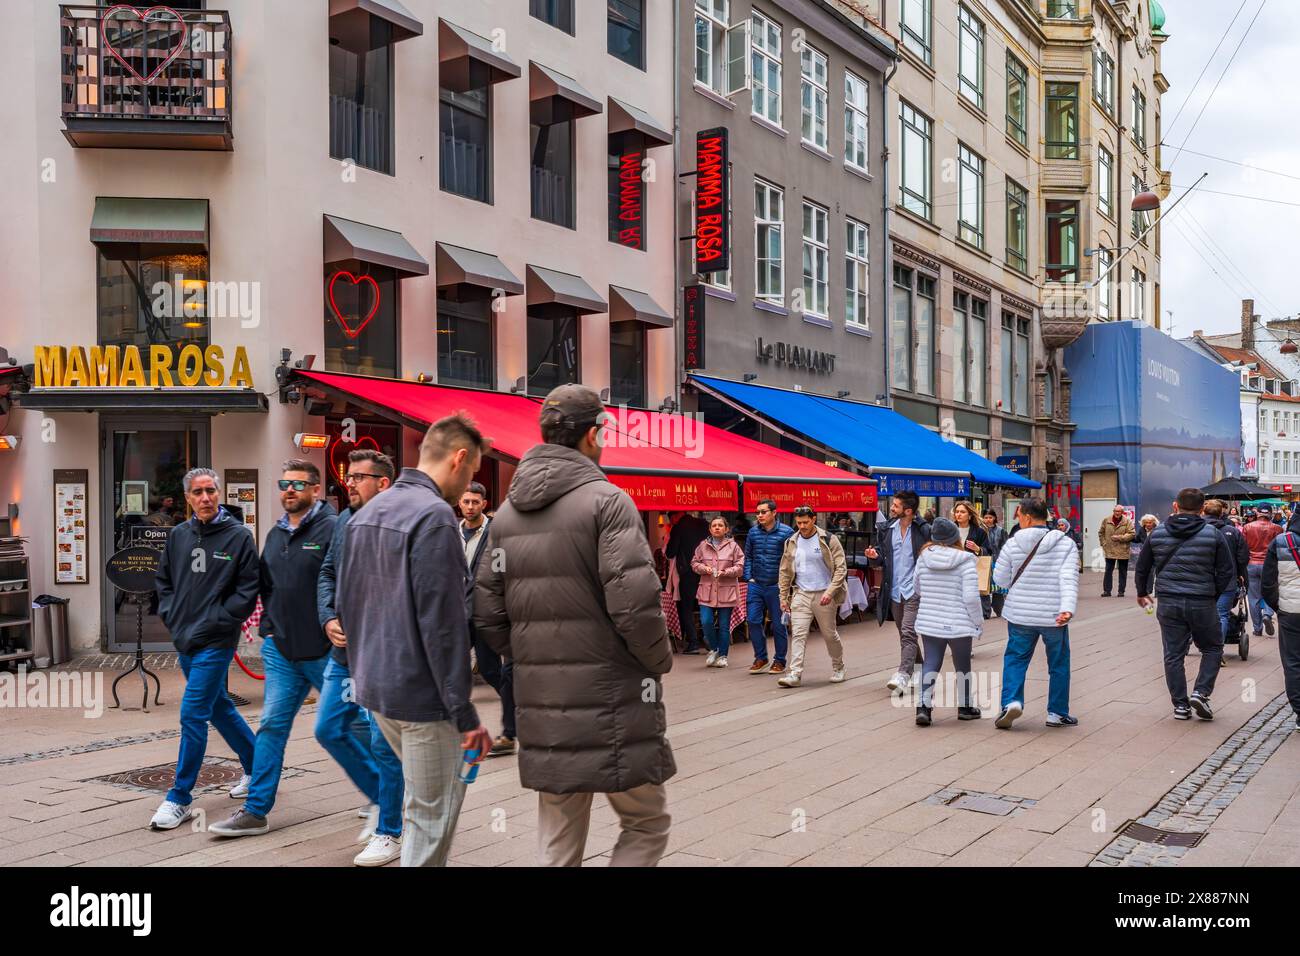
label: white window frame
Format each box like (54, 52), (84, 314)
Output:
(899, 100), (932, 220)
(802, 200), (829, 318)
(1131, 86), (1147, 150)
(754, 178), (785, 304)
(750, 11), (781, 126)
(957, 4), (984, 110)
(1098, 144), (1114, 218)
(1097, 248), (1112, 320)
(1131, 267), (1146, 323)
(846, 217), (869, 328)
(1131, 172), (1149, 238)
(800, 44), (829, 152)
(694, 0), (751, 98)
(958, 143), (984, 248)
(844, 71), (869, 173)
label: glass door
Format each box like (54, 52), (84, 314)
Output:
(102, 418), (210, 651)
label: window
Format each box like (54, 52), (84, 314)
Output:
(527, 306), (579, 396)
(844, 71), (869, 172)
(609, 140), (646, 249)
(531, 110), (574, 228)
(958, 144), (984, 248)
(916, 274), (935, 396)
(892, 266), (913, 390)
(436, 294), (493, 389)
(324, 265), (398, 377)
(97, 249), (209, 351)
(695, 0), (749, 96)
(1131, 267), (1146, 322)
(846, 218), (869, 328)
(1131, 86), (1147, 150)
(609, 321), (645, 406)
(1093, 47), (1114, 116)
(1131, 173), (1149, 238)
(1015, 316), (1030, 414)
(800, 45), (829, 151)
(531, 0), (574, 34)
(1044, 368), (1055, 417)
(1005, 55), (1027, 146)
(970, 298), (987, 406)
(899, 101), (932, 219)
(893, 266), (935, 395)
(958, 5), (984, 110)
(751, 11), (781, 125)
(608, 0), (644, 69)
(1005, 179), (1028, 273)
(1046, 200), (1079, 282)
(329, 18), (394, 175)
(900, 0), (932, 65)
(802, 201), (829, 318)
(1097, 145), (1114, 218)
(440, 83), (491, 203)
(1045, 83), (1079, 159)
(1097, 248), (1113, 320)
(1047, 0), (1078, 17)
(754, 179), (784, 304)
(953, 292), (987, 406)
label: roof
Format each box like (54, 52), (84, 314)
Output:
(1201, 342), (1288, 381)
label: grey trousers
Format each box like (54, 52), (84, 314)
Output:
(537, 783), (671, 867)
(892, 595), (921, 675)
(373, 714), (466, 867)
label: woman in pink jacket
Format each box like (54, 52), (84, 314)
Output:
(691, 517), (745, 667)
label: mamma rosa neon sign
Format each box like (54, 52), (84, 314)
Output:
(694, 128), (729, 274)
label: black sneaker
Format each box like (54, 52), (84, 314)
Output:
(1264, 616), (1276, 636)
(681, 646), (702, 655)
(1100, 592), (1112, 598)
(1189, 695), (1214, 720)
(1173, 705), (1191, 720)
(957, 706), (983, 721)
(915, 706), (932, 727)
(1046, 713), (1078, 727)
(209, 807), (269, 838)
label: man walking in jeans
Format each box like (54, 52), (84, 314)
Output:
(744, 500), (795, 675)
(149, 468), (259, 830)
(1243, 505), (1282, 638)
(1136, 487), (1235, 721)
(866, 490), (931, 692)
(991, 497), (1079, 729)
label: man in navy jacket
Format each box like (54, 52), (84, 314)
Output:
(743, 500), (795, 675)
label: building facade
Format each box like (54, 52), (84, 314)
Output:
(0, 0), (677, 654)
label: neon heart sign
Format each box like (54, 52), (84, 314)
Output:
(100, 5), (190, 84)
(329, 435), (381, 486)
(327, 271), (381, 339)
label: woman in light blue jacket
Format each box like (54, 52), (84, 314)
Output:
(912, 517), (984, 726)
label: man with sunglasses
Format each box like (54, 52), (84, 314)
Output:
(744, 499), (795, 674)
(211, 460), (337, 837)
(314, 449), (406, 865)
(149, 468), (260, 830)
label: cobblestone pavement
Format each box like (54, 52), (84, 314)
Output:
(3, 575), (1298, 867)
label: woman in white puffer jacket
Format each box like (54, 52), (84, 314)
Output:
(912, 517), (984, 726)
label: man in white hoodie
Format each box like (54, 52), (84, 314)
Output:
(991, 497), (1079, 729)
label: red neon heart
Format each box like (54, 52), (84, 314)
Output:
(100, 5), (190, 84)
(328, 271), (381, 339)
(328, 435), (380, 485)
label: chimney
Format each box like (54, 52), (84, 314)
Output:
(1193, 329), (1203, 338)
(1242, 298), (1255, 349)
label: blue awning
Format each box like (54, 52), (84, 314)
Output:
(690, 375), (1041, 491)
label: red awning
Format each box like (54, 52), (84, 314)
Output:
(296, 372), (875, 511)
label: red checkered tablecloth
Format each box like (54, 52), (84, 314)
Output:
(662, 583), (748, 639)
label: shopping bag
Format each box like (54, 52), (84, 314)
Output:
(976, 555), (993, 595)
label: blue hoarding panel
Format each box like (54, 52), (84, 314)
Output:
(875, 474), (970, 497)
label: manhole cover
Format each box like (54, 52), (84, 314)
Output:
(1118, 821), (1207, 848)
(950, 794), (1019, 816)
(85, 758), (306, 794)
(924, 787), (1038, 816)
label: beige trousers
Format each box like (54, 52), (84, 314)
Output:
(788, 588), (844, 679)
(537, 782), (671, 867)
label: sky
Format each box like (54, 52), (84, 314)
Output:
(1158, 0), (1299, 337)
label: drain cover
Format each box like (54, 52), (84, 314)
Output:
(86, 758), (306, 794)
(1118, 821), (1207, 848)
(924, 787), (1038, 816)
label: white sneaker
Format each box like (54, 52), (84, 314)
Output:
(149, 799), (192, 831)
(829, 667), (846, 683)
(716, 656), (728, 668)
(358, 805), (379, 843)
(887, 671), (909, 692)
(229, 773), (250, 799)
(777, 674), (802, 688)
(705, 650), (719, 667)
(353, 833), (402, 867)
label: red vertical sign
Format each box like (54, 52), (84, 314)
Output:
(694, 127), (729, 274)
(617, 149), (644, 250)
(683, 284), (706, 371)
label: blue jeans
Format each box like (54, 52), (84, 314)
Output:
(1000, 623), (1071, 717)
(746, 583), (787, 663)
(1216, 589), (1237, 641)
(167, 645), (256, 806)
(699, 605), (733, 656)
(244, 637), (328, 818)
(314, 659), (404, 838)
(1247, 564), (1273, 633)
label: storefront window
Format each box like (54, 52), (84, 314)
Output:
(97, 250), (209, 350)
(609, 320), (646, 407)
(532, 111), (575, 229)
(437, 295), (494, 389)
(440, 83), (491, 203)
(324, 264), (398, 377)
(328, 17), (394, 175)
(527, 306), (580, 396)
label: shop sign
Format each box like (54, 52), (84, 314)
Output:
(615, 148), (644, 250)
(608, 473), (736, 510)
(742, 481), (876, 513)
(104, 546), (161, 594)
(875, 474), (970, 497)
(32, 344), (253, 389)
(755, 337), (836, 375)
(694, 128), (729, 274)
(683, 285), (706, 370)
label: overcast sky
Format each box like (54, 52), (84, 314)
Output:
(1157, 0), (1297, 337)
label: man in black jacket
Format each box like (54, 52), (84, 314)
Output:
(866, 490), (932, 692)
(1204, 498), (1249, 645)
(211, 460), (337, 837)
(666, 511), (711, 654)
(314, 449), (404, 866)
(338, 415), (494, 867)
(149, 468), (259, 831)
(1136, 487), (1236, 721)
(461, 481), (515, 757)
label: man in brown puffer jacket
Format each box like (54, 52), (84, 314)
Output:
(474, 384), (675, 866)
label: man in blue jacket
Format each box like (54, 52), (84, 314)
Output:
(149, 468), (259, 831)
(744, 499), (795, 675)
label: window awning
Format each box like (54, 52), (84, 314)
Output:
(439, 19), (521, 92)
(324, 215), (429, 277)
(691, 374), (1042, 490)
(529, 62), (602, 120)
(90, 198), (209, 253)
(527, 266), (607, 315)
(436, 243), (524, 296)
(608, 97), (672, 148)
(328, 0), (423, 46)
(293, 371), (876, 511)
(609, 286), (672, 329)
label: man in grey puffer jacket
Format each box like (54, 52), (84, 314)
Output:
(474, 384), (674, 866)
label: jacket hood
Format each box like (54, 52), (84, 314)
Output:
(508, 443), (607, 512)
(1165, 513), (1206, 539)
(918, 545), (971, 571)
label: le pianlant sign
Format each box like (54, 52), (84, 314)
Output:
(33, 344), (253, 388)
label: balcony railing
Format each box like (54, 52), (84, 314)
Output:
(60, 5), (233, 149)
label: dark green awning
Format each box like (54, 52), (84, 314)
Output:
(90, 198), (209, 249)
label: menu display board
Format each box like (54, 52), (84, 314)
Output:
(225, 469), (258, 542)
(53, 469), (89, 584)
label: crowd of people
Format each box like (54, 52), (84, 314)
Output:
(141, 385), (1300, 867)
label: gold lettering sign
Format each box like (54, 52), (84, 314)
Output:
(33, 345), (253, 389)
